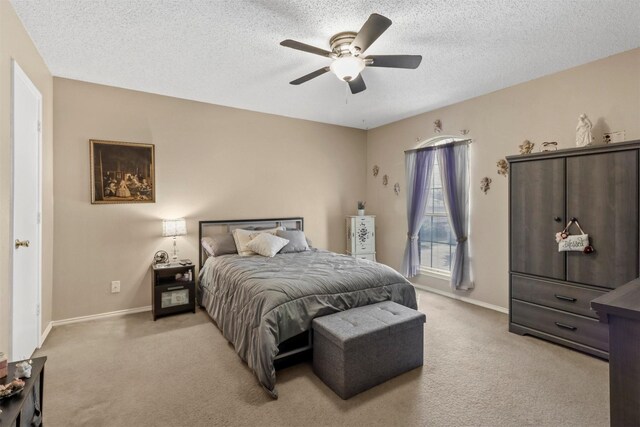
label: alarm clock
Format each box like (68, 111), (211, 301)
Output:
(153, 250), (169, 265)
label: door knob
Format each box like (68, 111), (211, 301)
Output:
(554, 217), (562, 222)
(15, 239), (30, 249)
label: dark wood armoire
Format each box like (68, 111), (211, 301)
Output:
(507, 140), (640, 359)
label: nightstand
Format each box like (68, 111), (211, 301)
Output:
(151, 263), (196, 320)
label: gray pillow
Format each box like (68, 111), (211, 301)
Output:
(202, 233), (237, 256)
(276, 230), (309, 253)
(284, 227), (312, 247)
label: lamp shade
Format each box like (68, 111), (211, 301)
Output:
(330, 56), (365, 82)
(162, 218), (187, 237)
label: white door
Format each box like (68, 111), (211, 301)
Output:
(11, 60), (42, 361)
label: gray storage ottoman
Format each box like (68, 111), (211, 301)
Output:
(312, 301), (426, 399)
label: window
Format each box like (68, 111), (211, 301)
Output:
(419, 157), (457, 274)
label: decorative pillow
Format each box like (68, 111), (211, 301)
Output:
(285, 227), (313, 247)
(202, 233), (237, 257)
(246, 233), (289, 257)
(276, 230), (310, 253)
(232, 227), (282, 256)
(201, 237), (215, 257)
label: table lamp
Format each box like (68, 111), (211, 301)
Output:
(162, 218), (187, 262)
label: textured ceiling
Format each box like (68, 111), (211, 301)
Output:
(10, 0), (640, 129)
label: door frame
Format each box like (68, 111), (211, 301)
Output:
(11, 59), (43, 360)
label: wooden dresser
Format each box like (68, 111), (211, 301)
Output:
(507, 140), (640, 358)
(0, 357), (46, 426)
(592, 279), (640, 427)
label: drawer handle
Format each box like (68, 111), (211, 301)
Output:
(555, 322), (577, 331)
(167, 286), (184, 291)
(554, 294), (577, 302)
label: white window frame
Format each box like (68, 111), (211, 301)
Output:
(415, 135), (467, 279)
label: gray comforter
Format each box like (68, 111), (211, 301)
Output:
(198, 249), (417, 398)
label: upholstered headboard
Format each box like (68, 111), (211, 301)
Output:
(198, 217), (304, 268)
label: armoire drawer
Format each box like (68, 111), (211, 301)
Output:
(511, 300), (609, 351)
(355, 216), (375, 226)
(511, 274), (605, 319)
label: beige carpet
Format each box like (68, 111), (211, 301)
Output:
(35, 290), (609, 427)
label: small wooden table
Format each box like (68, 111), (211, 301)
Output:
(592, 279), (640, 427)
(0, 356), (46, 426)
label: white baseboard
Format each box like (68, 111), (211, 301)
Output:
(413, 283), (509, 314)
(40, 321), (52, 347)
(51, 306), (152, 327)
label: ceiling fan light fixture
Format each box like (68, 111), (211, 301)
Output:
(330, 56), (365, 82)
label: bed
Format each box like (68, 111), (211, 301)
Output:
(198, 217), (418, 398)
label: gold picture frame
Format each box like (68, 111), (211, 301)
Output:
(90, 139), (155, 204)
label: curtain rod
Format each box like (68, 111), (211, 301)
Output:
(404, 138), (472, 154)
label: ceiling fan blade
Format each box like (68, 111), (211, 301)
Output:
(350, 13), (392, 54)
(365, 55), (422, 69)
(348, 74), (367, 94)
(280, 39), (333, 58)
(289, 67), (331, 85)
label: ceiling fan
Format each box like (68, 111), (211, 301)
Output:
(280, 13), (422, 94)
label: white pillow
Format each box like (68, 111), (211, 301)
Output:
(246, 233), (289, 257)
(201, 237), (215, 257)
(232, 227), (281, 256)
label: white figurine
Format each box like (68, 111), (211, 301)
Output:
(576, 114), (593, 147)
(15, 360), (32, 379)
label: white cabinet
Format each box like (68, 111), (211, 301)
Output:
(346, 215), (376, 261)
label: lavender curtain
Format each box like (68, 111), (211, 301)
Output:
(402, 149), (435, 278)
(438, 144), (474, 290)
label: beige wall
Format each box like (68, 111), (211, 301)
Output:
(0, 1), (54, 355)
(46, 44), (640, 321)
(52, 78), (367, 320)
(367, 48), (640, 309)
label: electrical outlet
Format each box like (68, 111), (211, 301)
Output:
(111, 280), (121, 293)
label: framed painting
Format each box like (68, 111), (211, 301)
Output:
(90, 139), (155, 204)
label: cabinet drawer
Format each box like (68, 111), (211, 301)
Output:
(355, 216), (374, 225)
(511, 275), (605, 319)
(154, 282), (195, 318)
(511, 300), (608, 351)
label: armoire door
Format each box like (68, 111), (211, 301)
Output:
(566, 151), (639, 288)
(510, 158), (566, 279)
